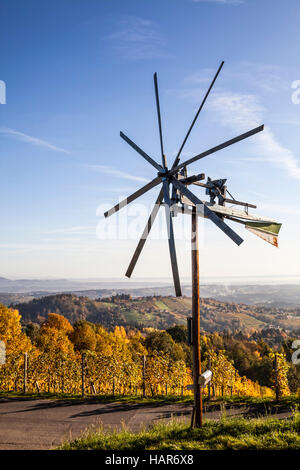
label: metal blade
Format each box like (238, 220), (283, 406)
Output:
(126, 188), (164, 278)
(120, 131), (163, 172)
(169, 125), (264, 177)
(174, 61), (224, 166)
(162, 179), (182, 297)
(172, 178), (243, 246)
(154, 73), (167, 168)
(104, 176), (162, 218)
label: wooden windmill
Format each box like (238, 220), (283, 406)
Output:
(104, 61), (281, 427)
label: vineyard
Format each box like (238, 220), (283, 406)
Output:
(0, 304), (291, 399)
(0, 349), (276, 398)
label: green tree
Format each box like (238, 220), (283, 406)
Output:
(145, 331), (185, 362)
(166, 325), (187, 344)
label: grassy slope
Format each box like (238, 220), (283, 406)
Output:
(55, 394), (300, 450)
(58, 414), (300, 450)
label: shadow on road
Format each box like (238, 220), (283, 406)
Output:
(0, 397), (190, 418)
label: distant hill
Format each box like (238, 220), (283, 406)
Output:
(1, 277), (300, 307)
(12, 293), (300, 333)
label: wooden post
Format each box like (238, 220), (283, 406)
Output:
(274, 353), (279, 402)
(191, 207), (202, 428)
(90, 381), (96, 395)
(208, 355), (211, 401)
(81, 353), (86, 398)
(23, 352), (28, 394)
(142, 355), (146, 398)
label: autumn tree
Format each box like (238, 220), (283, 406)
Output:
(0, 305), (32, 391)
(71, 321), (97, 352)
(0, 304), (31, 354)
(270, 352), (290, 398)
(45, 313), (73, 335)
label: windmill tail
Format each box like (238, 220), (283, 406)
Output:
(245, 222), (282, 247)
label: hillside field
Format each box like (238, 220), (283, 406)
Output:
(13, 293), (300, 334)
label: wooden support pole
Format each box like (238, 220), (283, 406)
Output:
(90, 381), (96, 395)
(274, 353), (279, 402)
(142, 355), (146, 398)
(23, 352), (28, 394)
(191, 207), (203, 428)
(208, 355), (211, 401)
(81, 353), (86, 398)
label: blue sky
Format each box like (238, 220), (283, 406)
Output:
(1, 0), (300, 280)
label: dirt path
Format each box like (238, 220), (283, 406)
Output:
(0, 398), (293, 450)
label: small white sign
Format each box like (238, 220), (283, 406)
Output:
(199, 370), (212, 387)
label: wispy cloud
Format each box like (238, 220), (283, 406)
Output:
(259, 202), (300, 217)
(207, 91), (300, 180)
(274, 119), (300, 126)
(44, 226), (95, 235)
(225, 62), (289, 94)
(181, 62), (289, 95)
(0, 241), (100, 254)
(85, 164), (148, 183)
(0, 127), (71, 154)
(184, 68), (216, 85)
(76, 184), (136, 193)
(192, 0), (244, 4)
(106, 16), (169, 61)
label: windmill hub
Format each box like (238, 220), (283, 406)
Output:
(158, 168), (169, 177)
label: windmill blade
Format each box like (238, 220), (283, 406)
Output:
(120, 131), (163, 172)
(126, 187), (164, 278)
(174, 61), (224, 166)
(169, 125), (264, 177)
(172, 178), (243, 246)
(154, 73), (167, 168)
(162, 179), (182, 297)
(104, 176), (162, 218)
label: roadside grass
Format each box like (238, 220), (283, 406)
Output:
(208, 394), (300, 410)
(0, 390), (299, 410)
(0, 390), (193, 404)
(58, 411), (300, 450)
